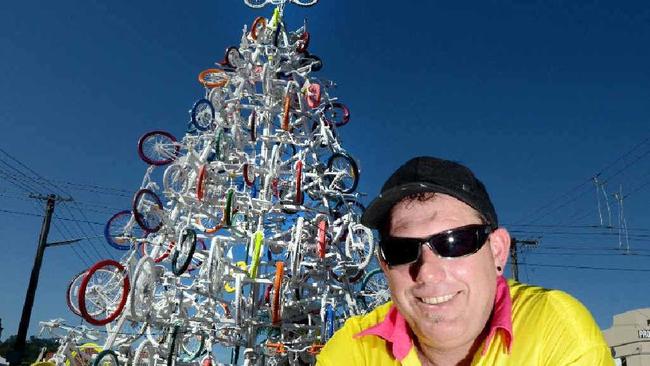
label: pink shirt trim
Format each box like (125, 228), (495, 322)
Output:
(354, 275), (513, 361)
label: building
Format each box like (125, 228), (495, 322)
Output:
(603, 308), (650, 366)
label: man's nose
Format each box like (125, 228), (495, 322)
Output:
(409, 243), (447, 283)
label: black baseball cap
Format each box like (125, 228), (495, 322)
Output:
(361, 156), (498, 230)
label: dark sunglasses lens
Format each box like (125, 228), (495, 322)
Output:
(433, 227), (486, 257)
(381, 238), (420, 265)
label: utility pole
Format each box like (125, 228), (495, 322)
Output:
(510, 237), (539, 282)
(9, 194), (73, 366)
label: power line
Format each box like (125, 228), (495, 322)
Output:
(0, 208), (104, 225)
(514, 137), (650, 225)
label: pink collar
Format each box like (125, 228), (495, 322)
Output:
(354, 276), (513, 361)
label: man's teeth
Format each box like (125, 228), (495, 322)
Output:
(420, 293), (455, 305)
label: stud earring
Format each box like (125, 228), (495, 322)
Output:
(497, 266), (502, 272)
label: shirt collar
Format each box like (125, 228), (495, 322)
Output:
(354, 275), (513, 361)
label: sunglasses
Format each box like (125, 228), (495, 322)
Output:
(379, 224), (492, 266)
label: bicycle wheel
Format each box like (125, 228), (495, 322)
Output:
(281, 93), (291, 131)
(323, 102), (350, 127)
(295, 31), (310, 53)
(360, 268), (390, 310)
(323, 304), (334, 341)
(249, 110), (257, 142)
(93, 350), (119, 366)
(250, 17), (267, 40)
(198, 68), (228, 88)
(317, 217), (328, 259)
(132, 189), (164, 233)
(79, 259), (130, 326)
(196, 164), (208, 201)
(104, 210), (140, 250)
(243, 163), (255, 186)
(191, 98), (215, 131)
(138, 130), (179, 166)
(224, 189), (235, 226)
(345, 224), (374, 271)
(325, 153), (359, 194)
(207, 239), (225, 294)
(306, 83), (321, 109)
(129, 256), (157, 321)
(163, 163), (190, 195)
(171, 228), (197, 276)
(291, 0), (318, 6)
(133, 339), (156, 366)
(300, 53), (322, 71)
(248, 231), (264, 278)
(179, 332), (205, 362)
(66, 270), (87, 317)
(225, 46), (245, 69)
(167, 326), (180, 366)
(271, 261), (284, 324)
(294, 160), (303, 205)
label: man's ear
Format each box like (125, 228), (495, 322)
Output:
(377, 246), (390, 274)
(489, 227), (511, 271)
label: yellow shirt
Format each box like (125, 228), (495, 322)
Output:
(316, 280), (613, 365)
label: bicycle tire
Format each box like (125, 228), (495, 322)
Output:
(129, 256), (156, 322)
(224, 189), (234, 226)
(294, 160), (303, 204)
(163, 163), (189, 196)
(171, 228), (197, 276)
(323, 102), (350, 127)
(249, 110), (257, 142)
(360, 268), (390, 310)
(132, 339), (155, 366)
(137, 130), (179, 166)
(271, 261), (284, 324)
(306, 82), (321, 109)
(196, 164), (207, 201)
(248, 231), (264, 278)
(325, 153), (359, 193)
(345, 224), (375, 271)
(225, 46), (244, 69)
(198, 68), (228, 88)
(250, 17), (267, 40)
(104, 210), (135, 251)
(317, 218), (328, 259)
(132, 188), (164, 233)
(300, 53), (322, 71)
(191, 98), (215, 131)
(167, 326), (180, 366)
(179, 332), (205, 362)
(281, 93), (291, 131)
(243, 163), (255, 186)
(78, 259), (130, 326)
(324, 303), (334, 341)
(296, 31), (310, 53)
(66, 270), (87, 317)
(291, 0), (318, 6)
(244, 0), (267, 8)
(93, 349), (119, 366)
(208, 238), (225, 294)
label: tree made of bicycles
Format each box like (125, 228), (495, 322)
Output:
(43, 1), (390, 365)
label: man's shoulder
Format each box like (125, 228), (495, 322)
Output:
(507, 280), (605, 341)
(508, 280), (592, 317)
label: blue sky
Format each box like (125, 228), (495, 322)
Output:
(1, 0), (650, 345)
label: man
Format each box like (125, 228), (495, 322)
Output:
(317, 156), (613, 365)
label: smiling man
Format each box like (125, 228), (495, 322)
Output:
(316, 156), (613, 366)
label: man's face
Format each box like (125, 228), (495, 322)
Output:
(380, 193), (509, 351)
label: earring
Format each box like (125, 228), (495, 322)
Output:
(497, 266), (502, 272)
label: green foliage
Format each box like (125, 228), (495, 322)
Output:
(0, 335), (58, 365)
